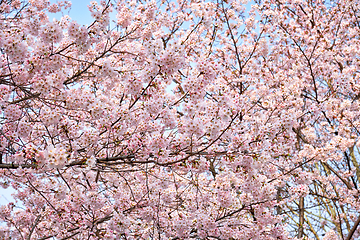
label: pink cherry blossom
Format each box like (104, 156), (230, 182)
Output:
(0, 0), (360, 239)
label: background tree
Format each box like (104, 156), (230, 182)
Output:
(0, 0), (359, 239)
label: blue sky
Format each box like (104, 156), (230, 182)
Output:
(49, 0), (94, 25)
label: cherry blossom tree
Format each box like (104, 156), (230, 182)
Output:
(0, 0), (360, 239)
